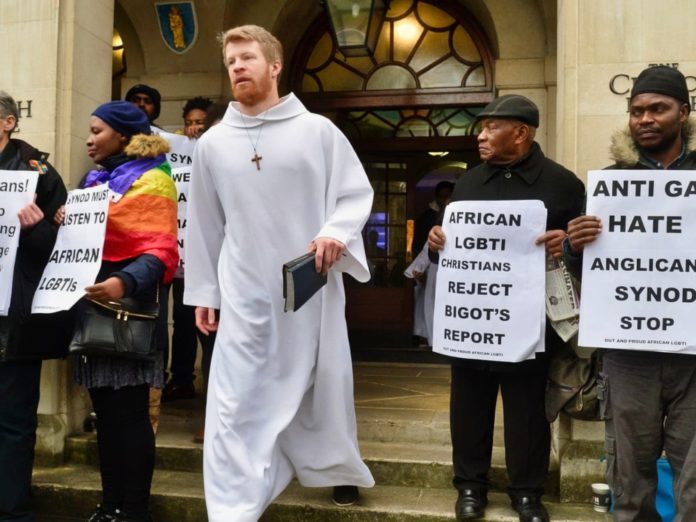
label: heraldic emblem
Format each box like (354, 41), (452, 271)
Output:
(155, 1), (198, 54)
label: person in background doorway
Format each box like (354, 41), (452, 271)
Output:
(413, 180), (454, 254)
(125, 84), (161, 128)
(162, 95), (214, 404)
(182, 96), (213, 139)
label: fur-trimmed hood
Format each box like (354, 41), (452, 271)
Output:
(124, 133), (170, 159)
(609, 118), (696, 167)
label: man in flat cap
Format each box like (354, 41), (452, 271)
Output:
(429, 94), (584, 521)
(564, 65), (696, 522)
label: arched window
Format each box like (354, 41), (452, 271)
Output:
(291, 0), (494, 139)
(291, 0), (495, 118)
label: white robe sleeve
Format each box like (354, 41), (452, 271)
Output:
(314, 124), (374, 282)
(183, 140), (226, 309)
(404, 243), (431, 279)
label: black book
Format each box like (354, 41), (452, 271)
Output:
(282, 252), (327, 312)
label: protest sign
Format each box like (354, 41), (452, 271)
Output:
(432, 200), (547, 362)
(171, 166), (190, 273)
(157, 131), (195, 277)
(31, 185), (109, 313)
(0, 170), (38, 315)
(578, 170), (696, 353)
(157, 130), (196, 169)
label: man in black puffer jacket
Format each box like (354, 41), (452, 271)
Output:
(0, 90), (67, 522)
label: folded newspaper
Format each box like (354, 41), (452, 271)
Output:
(546, 256), (579, 341)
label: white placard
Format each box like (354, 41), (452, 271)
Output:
(432, 200), (547, 362)
(579, 170), (696, 353)
(172, 166), (190, 275)
(157, 130), (196, 169)
(31, 185), (109, 313)
(158, 131), (196, 278)
(0, 170), (39, 315)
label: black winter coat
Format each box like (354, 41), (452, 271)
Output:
(0, 139), (69, 361)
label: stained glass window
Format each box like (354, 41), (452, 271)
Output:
(298, 0), (491, 94)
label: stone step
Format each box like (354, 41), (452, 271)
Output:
(63, 435), (557, 496)
(32, 465), (606, 522)
(157, 362), (503, 447)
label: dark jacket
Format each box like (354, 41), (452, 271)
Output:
(0, 139), (69, 361)
(442, 142), (585, 371)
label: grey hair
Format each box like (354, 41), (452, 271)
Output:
(0, 91), (19, 132)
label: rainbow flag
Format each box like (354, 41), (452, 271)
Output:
(101, 160), (179, 283)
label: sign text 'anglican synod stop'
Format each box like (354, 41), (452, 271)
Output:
(579, 170), (696, 354)
(433, 200), (547, 363)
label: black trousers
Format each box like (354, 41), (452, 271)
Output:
(89, 384), (154, 518)
(0, 360), (42, 522)
(450, 363), (550, 499)
(167, 278), (215, 386)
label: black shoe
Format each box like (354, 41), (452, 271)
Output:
(455, 489), (486, 520)
(511, 496), (549, 522)
(87, 505), (118, 522)
(161, 381), (196, 402)
(332, 485), (359, 506)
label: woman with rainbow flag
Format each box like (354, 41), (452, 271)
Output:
(69, 100), (178, 522)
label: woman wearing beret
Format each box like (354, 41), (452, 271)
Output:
(69, 101), (178, 522)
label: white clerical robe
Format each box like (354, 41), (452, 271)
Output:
(184, 93), (375, 522)
(404, 244), (438, 344)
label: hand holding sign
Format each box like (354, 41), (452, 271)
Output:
(566, 215), (602, 254)
(17, 196), (44, 229)
(427, 225), (446, 252)
(535, 229), (566, 259)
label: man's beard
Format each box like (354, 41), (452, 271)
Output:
(233, 74), (273, 107)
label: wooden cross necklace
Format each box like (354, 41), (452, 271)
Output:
(240, 110), (268, 171)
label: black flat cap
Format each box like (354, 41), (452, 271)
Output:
(631, 66), (690, 110)
(476, 94), (540, 127)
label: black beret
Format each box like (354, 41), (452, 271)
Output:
(124, 84), (162, 121)
(631, 66), (690, 110)
(476, 94), (540, 127)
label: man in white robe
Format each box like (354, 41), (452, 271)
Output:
(183, 25), (375, 522)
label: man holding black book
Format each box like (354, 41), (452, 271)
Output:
(183, 25), (375, 522)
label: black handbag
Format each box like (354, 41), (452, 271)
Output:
(69, 295), (159, 361)
(545, 343), (602, 422)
